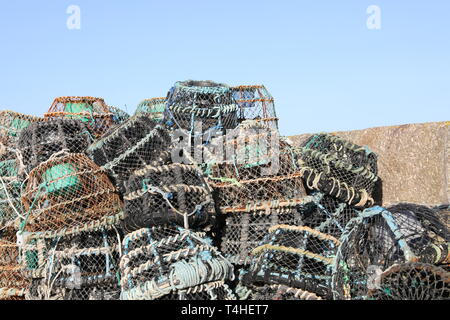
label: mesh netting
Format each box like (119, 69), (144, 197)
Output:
(0, 111), (43, 147)
(164, 80), (239, 136)
(0, 228), (28, 300)
(219, 202), (307, 265)
(135, 97), (166, 122)
(206, 122), (307, 212)
(44, 97), (123, 138)
(243, 224), (340, 299)
(119, 226), (235, 300)
(296, 133), (378, 208)
(20, 153), (123, 234)
(332, 204), (450, 300)
(22, 226), (122, 300)
(86, 113), (171, 193)
(367, 262), (450, 300)
(251, 284), (323, 300)
(0, 147), (26, 228)
(231, 85), (278, 130)
(17, 119), (93, 173)
(123, 162), (216, 232)
(299, 192), (361, 240)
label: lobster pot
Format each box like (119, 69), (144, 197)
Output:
(0, 150), (24, 228)
(86, 114), (171, 193)
(0, 229), (28, 300)
(21, 153), (123, 234)
(207, 123), (307, 212)
(299, 192), (361, 239)
(251, 284), (323, 300)
(0, 111), (43, 147)
(231, 85), (278, 129)
(44, 97), (118, 138)
(164, 80), (239, 136)
(243, 224), (340, 299)
(220, 201), (308, 265)
(435, 204), (449, 230)
(22, 227), (122, 300)
(135, 97), (166, 122)
(367, 262), (450, 300)
(332, 204), (450, 300)
(108, 105), (130, 125)
(296, 133), (378, 208)
(123, 163), (216, 232)
(119, 226), (235, 300)
(17, 119), (93, 172)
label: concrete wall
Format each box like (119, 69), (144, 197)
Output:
(289, 121), (449, 207)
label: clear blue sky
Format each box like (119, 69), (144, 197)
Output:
(0, 1), (449, 136)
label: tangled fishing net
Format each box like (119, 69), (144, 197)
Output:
(367, 262), (450, 300)
(0, 228), (28, 300)
(86, 113), (171, 193)
(123, 162), (216, 232)
(20, 153), (123, 234)
(243, 224), (340, 299)
(44, 97), (127, 138)
(119, 226), (236, 300)
(17, 119), (93, 173)
(296, 133), (378, 208)
(332, 204), (450, 300)
(0, 111), (43, 147)
(22, 226), (122, 300)
(164, 80), (239, 138)
(0, 146), (26, 228)
(135, 97), (166, 122)
(231, 85), (278, 129)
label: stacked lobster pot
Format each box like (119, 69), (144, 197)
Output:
(164, 80), (239, 144)
(134, 97), (166, 122)
(241, 224), (340, 300)
(86, 112), (172, 194)
(119, 226), (236, 300)
(0, 147), (26, 229)
(18, 153), (124, 300)
(17, 119), (93, 173)
(205, 121), (309, 266)
(44, 96), (128, 139)
(122, 160), (216, 232)
(296, 133), (379, 208)
(0, 110), (43, 148)
(0, 228), (29, 300)
(332, 204), (450, 300)
(231, 85), (279, 130)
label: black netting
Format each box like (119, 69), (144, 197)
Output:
(164, 80), (239, 136)
(123, 162), (216, 232)
(251, 284), (323, 300)
(17, 119), (93, 172)
(0, 111), (43, 147)
(367, 263), (450, 300)
(296, 133), (378, 208)
(332, 204), (450, 300)
(86, 113), (171, 193)
(243, 224), (340, 299)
